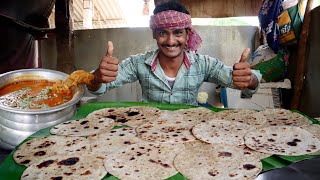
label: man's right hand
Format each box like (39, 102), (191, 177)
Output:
(88, 41), (119, 91)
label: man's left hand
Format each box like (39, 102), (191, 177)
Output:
(232, 48), (258, 90)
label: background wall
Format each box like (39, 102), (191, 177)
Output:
(41, 25), (259, 107)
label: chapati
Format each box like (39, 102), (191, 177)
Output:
(244, 126), (320, 155)
(192, 120), (255, 146)
(104, 142), (184, 180)
(174, 107), (217, 125)
(259, 108), (312, 127)
(136, 111), (197, 143)
(86, 106), (161, 127)
(21, 153), (107, 180)
(174, 143), (262, 180)
(50, 117), (114, 136)
(183, 141), (272, 160)
(301, 124), (320, 155)
(216, 109), (266, 128)
(13, 136), (90, 167)
(89, 127), (146, 156)
(213, 109), (241, 119)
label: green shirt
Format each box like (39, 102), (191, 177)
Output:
(92, 49), (262, 105)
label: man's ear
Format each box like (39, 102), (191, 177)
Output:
(186, 28), (190, 40)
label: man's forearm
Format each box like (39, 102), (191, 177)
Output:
(87, 77), (102, 92)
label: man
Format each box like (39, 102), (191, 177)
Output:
(88, 1), (261, 105)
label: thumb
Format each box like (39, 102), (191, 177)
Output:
(239, 48), (250, 63)
(106, 41), (114, 57)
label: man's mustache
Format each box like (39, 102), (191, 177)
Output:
(161, 44), (180, 47)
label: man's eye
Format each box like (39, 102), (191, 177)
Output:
(175, 31), (183, 36)
(159, 32), (166, 36)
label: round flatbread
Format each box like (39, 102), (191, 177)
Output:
(89, 127), (146, 156)
(258, 108), (312, 127)
(174, 143), (262, 180)
(136, 111), (197, 143)
(192, 120), (255, 146)
(104, 142), (184, 180)
(174, 107), (216, 124)
(86, 106), (161, 127)
(50, 117), (114, 136)
(301, 124), (320, 155)
(13, 136), (90, 167)
(217, 109), (266, 128)
(183, 141), (272, 160)
(244, 126), (320, 155)
(21, 153), (107, 180)
(213, 109), (242, 119)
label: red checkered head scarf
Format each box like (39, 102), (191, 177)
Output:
(149, 10), (202, 51)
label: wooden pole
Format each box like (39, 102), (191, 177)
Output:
(291, 0), (314, 109)
(55, 0), (75, 74)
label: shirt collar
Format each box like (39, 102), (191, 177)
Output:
(145, 49), (192, 72)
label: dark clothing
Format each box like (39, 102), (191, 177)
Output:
(0, 0), (55, 74)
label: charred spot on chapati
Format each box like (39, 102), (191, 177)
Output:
(80, 120), (89, 125)
(107, 115), (117, 120)
(21, 160), (31, 164)
(117, 118), (128, 123)
(126, 111), (140, 116)
(218, 152), (232, 157)
(37, 141), (55, 148)
(57, 157), (79, 166)
(208, 171), (217, 176)
(80, 170), (92, 175)
(36, 160), (54, 168)
(243, 164), (256, 170)
(51, 176), (62, 180)
(287, 141), (298, 146)
(34, 151), (46, 156)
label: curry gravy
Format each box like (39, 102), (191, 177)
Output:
(0, 80), (73, 109)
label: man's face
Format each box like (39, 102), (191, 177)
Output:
(154, 28), (189, 58)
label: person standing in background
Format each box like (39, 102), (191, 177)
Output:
(0, 0), (55, 74)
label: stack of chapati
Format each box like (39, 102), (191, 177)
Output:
(13, 106), (320, 180)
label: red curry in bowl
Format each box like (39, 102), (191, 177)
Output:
(0, 80), (73, 109)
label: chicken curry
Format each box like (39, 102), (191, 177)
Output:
(0, 80), (73, 109)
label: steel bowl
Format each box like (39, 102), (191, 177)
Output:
(0, 68), (84, 150)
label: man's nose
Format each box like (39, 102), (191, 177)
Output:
(166, 34), (176, 45)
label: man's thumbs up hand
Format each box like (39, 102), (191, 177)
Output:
(88, 41), (119, 91)
(232, 48), (258, 89)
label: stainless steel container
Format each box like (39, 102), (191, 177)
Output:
(0, 68), (84, 150)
